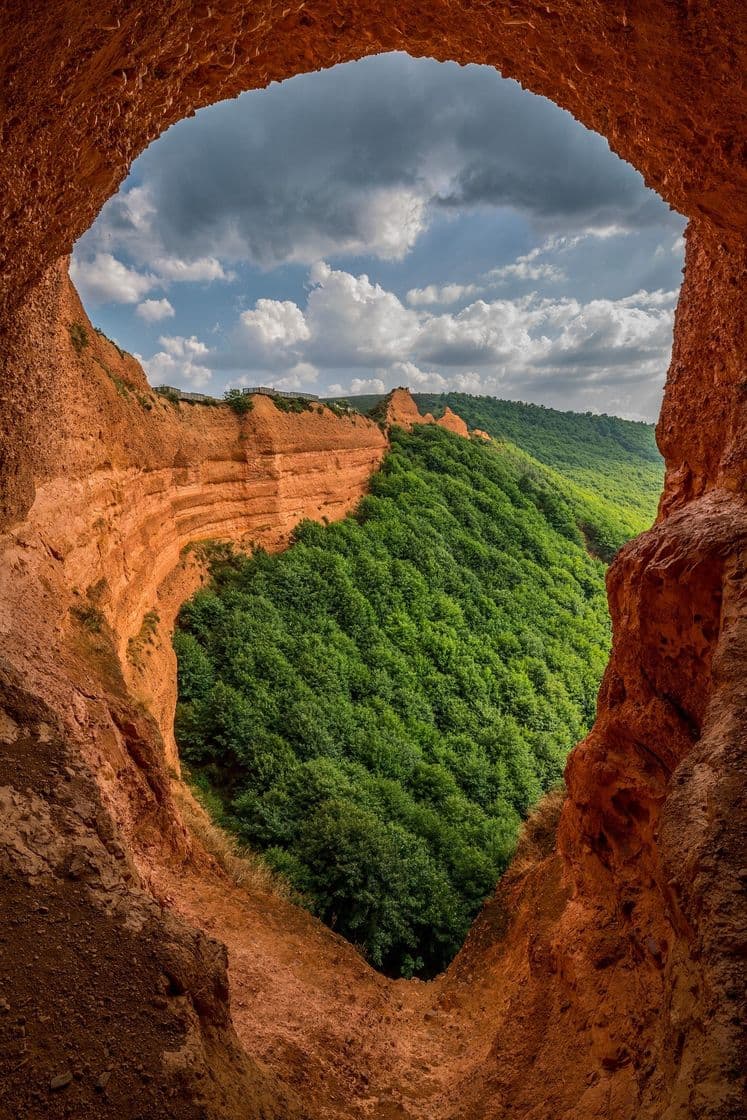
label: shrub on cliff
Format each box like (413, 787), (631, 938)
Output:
(224, 388), (254, 414)
(69, 321), (89, 355)
(270, 394), (314, 413)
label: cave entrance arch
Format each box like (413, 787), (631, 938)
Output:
(1, 5), (746, 1119)
(2, 3), (745, 309)
(2, 6), (746, 517)
(2, 5), (746, 523)
(61, 46), (683, 985)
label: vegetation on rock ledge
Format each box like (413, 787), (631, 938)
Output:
(224, 388), (255, 414)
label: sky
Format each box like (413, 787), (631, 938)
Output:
(71, 53), (686, 421)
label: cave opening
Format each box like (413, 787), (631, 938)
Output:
(67, 54), (683, 979)
(3, 6), (745, 1116)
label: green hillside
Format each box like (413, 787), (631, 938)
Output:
(327, 391), (664, 537)
(174, 424), (620, 978)
(414, 393), (663, 529)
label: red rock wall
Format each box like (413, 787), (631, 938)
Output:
(0, 267), (388, 1118)
(657, 225), (747, 509)
(384, 386), (437, 429)
(0, 3), (746, 1118)
(0, 264), (386, 773)
(435, 406), (470, 438)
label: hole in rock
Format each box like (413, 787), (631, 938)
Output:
(72, 53), (684, 979)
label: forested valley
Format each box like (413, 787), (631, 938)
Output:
(174, 403), (663, 977)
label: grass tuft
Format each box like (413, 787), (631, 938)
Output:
(174, 779), (293, 899)
(70, 603), (104, 633)
(69, 322), (89, 356)
(510, 785), (566, 873)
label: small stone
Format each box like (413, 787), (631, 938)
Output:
(94, 1070), (112, 1092)
(645, 935), (662, 958)
(50, 1071), (73, 1091)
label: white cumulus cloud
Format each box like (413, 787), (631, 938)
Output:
(488, 252), (564, 284)
(152, 256), (235, 283)
(142, 335), (212, 388)
(304, 263), (421, 367)
(70, 252), (155, 305)
(328, 377), (387, 397)
(136, 298), (175, 322)
(267, 362), (321, 392)
(238, 299), (311, 351)
(406, 283), (482, 307)
(215, 264), (675, 419)
(406, 249), (564, 310)
(415, 296), (553, 368)
(355, 187), (428, 261)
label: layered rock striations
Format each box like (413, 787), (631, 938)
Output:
(1, 265), (387, 757)
(0, 270), (390, 1116)
(0, 3), (745, 1119)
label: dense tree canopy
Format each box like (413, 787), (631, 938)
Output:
(333, 391), (663, 542)
(173, 422), (638, 976)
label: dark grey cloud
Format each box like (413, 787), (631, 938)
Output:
(85, 53), (679, 270)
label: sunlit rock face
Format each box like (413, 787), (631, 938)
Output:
(383, 388), (472, 437)
(0, 3), (745, 1118)
(383, 386), (437, 430)
(435, 407), (470, 438)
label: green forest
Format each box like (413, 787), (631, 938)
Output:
(332, 391), (663, 541)
(174, 415), (662, 977)
(414, 393), (663, 525)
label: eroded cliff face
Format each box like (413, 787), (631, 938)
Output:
(384, 387), (472, 437)
(0, 269), (389, 1117)
(1, 262), (387, 790)
(1, 3), (745, 1119)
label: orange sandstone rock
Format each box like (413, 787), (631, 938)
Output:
(383, 388), (471, 436)
(435, 406), (470, 437)
(382, 386), (430, 430)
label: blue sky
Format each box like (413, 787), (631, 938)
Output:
(72, 53), (685, 420)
